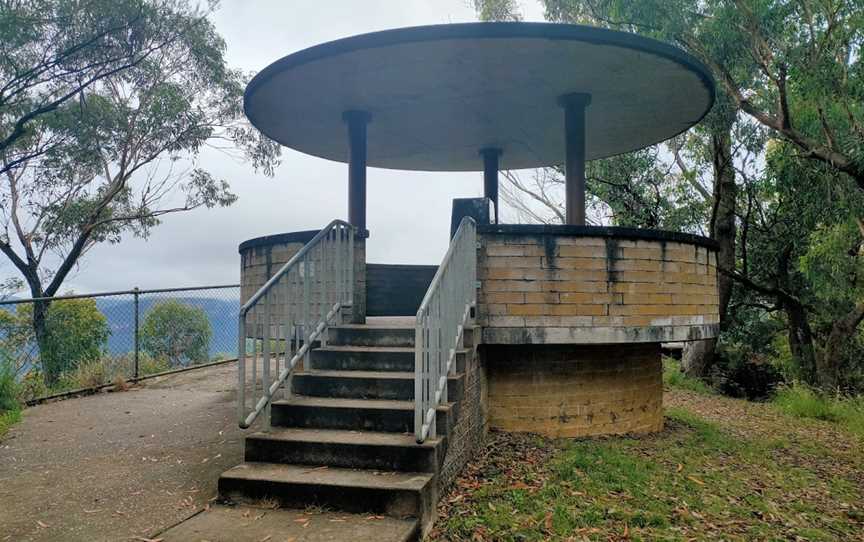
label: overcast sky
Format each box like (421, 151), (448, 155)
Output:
(23, 0), (543, 294)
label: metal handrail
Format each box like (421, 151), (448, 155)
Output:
(414, 217), (477, 443)
(238, 219), (354, 429)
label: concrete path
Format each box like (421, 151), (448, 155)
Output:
(157, 504), (417, 541)
(0, 363), (248, 541)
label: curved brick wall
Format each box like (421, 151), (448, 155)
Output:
(485, 343), (663, 437)
(239, 229), (368, 328)
(477, 225), (720, 345)
(239, 230), (320, 305)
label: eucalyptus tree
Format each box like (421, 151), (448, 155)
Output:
(0, 0), (280, 384)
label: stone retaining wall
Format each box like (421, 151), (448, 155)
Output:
(438, 327), (487, 491)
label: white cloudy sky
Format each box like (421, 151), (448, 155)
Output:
(29, 0), (549, 294)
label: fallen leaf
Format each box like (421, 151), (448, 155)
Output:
(687, 476), (705, 486)
(36, 521), (49, 529)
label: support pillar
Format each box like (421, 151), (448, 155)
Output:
(343, 111), (370, 324)
(343, 111), (371, 233)
(480, 148), (502, 224)
(558, 93), (591, 226)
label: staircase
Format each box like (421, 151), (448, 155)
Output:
(217, 318), (470, 539)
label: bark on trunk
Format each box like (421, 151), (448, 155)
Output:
(683, 121), (736, 378)
(785, 300), (817, 384)
(681, 338), (715, 377)
(819, 302), (864, 391)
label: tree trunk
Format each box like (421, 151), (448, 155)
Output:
(683, 121), (736, 378)
(681, 338), (715, 377)
(819, 302), (864, 391)
(19, 271), (57, 386)
(31, 298), (57, 385)
(785, 300), (818, 384)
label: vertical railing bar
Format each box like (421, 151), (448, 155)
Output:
(304, 253), (312, 370)
(238, 312), (247, 425)
(320, 230), (328, 347)
(262, 291), (272, 430)
(282, 276), (290, 400)
(251, 305), (258, 406)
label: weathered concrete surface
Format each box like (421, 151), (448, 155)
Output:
(158, 504), (418, 541)
(0, 362), (250, 542)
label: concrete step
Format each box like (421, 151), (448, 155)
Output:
(219, 463), (436, 522)
(292, 370), (464, 401)
(244, 428), (443, 472)
(271, 396), (456, 435)
(157, 504), (420, 542)
(311, 346), (414, 372)
(329, 325), (415, 347)
(311, 345), (470, 373)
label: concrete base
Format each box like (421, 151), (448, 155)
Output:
(483, 343), (663, 437)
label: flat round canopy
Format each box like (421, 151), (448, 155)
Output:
(245, 22), (715, 172)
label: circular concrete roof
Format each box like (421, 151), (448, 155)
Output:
(245, 22), (715, 172)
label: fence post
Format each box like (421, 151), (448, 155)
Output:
(133, 287), (140, 381)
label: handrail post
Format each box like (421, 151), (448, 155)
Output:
(238, 312), (246, 426)
(262, 292), (271, 430)
(304, 255), (312, 370)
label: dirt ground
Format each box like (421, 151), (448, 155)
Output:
(0, 362), (252, 542)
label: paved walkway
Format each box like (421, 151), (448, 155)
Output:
(0, 363), (249, 541)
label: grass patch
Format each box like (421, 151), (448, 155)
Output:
(0, 407), (21, 440)
(0, 358), (22, 439)
(773, 383), (864, 438)
(435, 409), (863, 541)
(662, 357), (713, 394)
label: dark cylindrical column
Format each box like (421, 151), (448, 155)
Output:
(559, 93), (591, 226)
(480, 147), (502, 224)
(343, 111), (371, 232)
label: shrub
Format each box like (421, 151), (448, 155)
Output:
(57, 359), (107, 390)
(711, 342), (783, 400)
(663, 358), (713, 394)
(773, 383), (864, 437)
(17, 296), (110, 382)
(0, 356), (19, 413)
(16, 370), (47, 402)
(138, 353), (170, 376)
(140, 300), (212, 367)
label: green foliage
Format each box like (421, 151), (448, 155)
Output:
(0, 408), (21, 441)
(0, 1), (280, 363)
(16, 371), (47, 403)
(137, 352), (170, 376)
(0, 354), (19, 412)
(0, 351), (21, 439)
(18, 297), (110, 380)
(663, 357), (714, 395)
(140, 300), (212, 367)
(773, 384), (864, 438)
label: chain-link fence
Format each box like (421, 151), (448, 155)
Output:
(0, 285), (240, 403)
